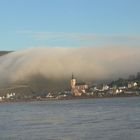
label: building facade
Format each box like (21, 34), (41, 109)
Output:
(70, 74), (88, 96)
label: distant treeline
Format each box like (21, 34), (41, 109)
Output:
(109, 72), (140, 87)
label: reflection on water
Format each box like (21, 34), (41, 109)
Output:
(0, 97), (140, 140)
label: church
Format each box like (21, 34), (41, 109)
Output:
(70, 74), (88, 96)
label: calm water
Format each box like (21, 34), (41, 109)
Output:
(0, 97), (140, 140)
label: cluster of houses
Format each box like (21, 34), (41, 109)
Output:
(46, 74), (140, 99)
(0, 93), (16, 101)
(0, 74), (140, 102)
(89, 81), (139, 97)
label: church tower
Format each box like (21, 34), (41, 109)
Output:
(70, 73), (76, 90)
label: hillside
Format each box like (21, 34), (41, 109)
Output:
(0, 51), (12, 56)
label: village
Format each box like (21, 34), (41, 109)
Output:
(46, 73), (140, 99)
(0, 72), (140, 102)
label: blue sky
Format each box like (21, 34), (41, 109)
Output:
(0, 0), (140, 50)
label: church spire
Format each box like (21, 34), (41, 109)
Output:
(72, 73), (74, 79)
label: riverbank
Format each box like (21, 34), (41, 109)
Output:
(0, 93), (140, 104)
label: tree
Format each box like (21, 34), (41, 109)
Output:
(136, 72), (140, 80)
(129, 75), (135, 81)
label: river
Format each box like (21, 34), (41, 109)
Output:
(0, 97), (140, 140)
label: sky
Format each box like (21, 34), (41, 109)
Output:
(0, 0), (140, 87)
(0, 0), (140, 50)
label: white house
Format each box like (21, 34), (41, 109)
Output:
(128, 82), (138, 88)
(46, 93), (54, 98)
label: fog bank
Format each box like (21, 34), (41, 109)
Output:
(0, 46), (140, 89)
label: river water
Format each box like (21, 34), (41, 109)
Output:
(0, 97), (140, 140)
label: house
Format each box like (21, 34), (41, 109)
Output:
(102, 84), (109, 91)
(46, 92), (54, 98)
(6, 93), (16, 99)
(128, 82), (138, 88)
